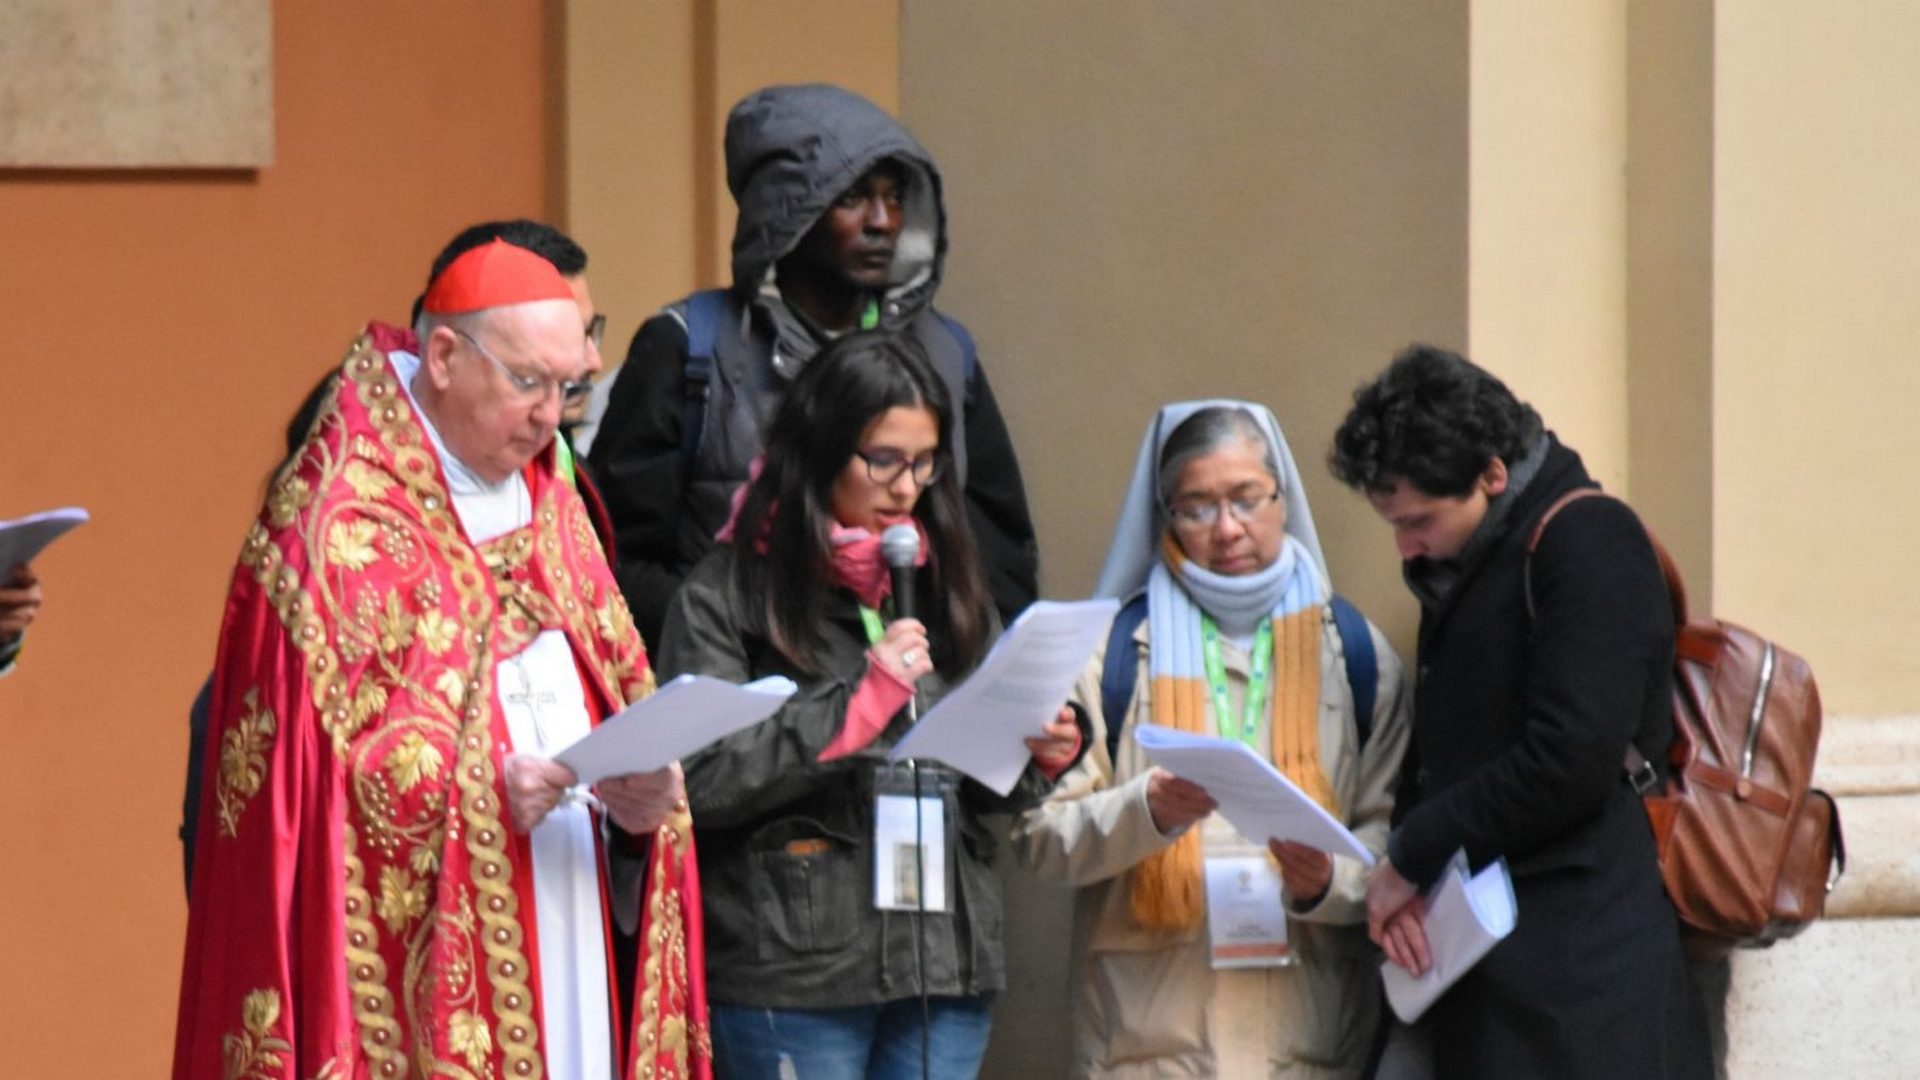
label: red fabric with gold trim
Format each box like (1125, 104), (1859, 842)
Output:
(173, 325), (708, 1080)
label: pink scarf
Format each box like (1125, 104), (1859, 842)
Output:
(827, 521), (929, 609)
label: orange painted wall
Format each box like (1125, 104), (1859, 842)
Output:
(0, 4), (555, 1074)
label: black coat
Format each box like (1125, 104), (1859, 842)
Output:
(1389, 437), (1709, 1079)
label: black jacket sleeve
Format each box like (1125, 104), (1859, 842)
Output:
(587, 315), (695, 651)
(959, 359), (1040, 623)
(1390, 499), (1673, 885)
(183, 673), (212, 894)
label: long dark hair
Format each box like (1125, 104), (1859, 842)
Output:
(728, 332), (991, 676)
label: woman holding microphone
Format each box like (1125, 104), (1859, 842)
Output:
(657, 332), (1079, 1079)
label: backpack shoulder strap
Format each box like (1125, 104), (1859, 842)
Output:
(1329, 594), (1379, 747)
(1523, 487), (1613, 620)
(933, 310), (980, 386)
(1524, 486), (1670, 792)
(1100, 593), (1150, 762)
(675, 288), (731, 475)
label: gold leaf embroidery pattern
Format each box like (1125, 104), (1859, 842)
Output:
(221, 988), (293, 1080)
(376, 590), (416, 655)
(434, 669), (468, 709)
(386, 732), (444, 795)
(447, 1009), (494, 1073)
(416, 609), (457, 656)
(326, 519), (380, 572)
(408, 841), (440, 876)
(343, 458), (395, 502)
(376, 865), (429, 933)
(349, 680), (388, 733)
(267, 475), (312, 529)
(217, 689), (277, 838)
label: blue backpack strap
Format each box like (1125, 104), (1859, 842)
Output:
(1329, 594), (1379, 747)
(1100, 593), (1150, 762)
(677, 288), (729, 475)
(933, 311), (979, 386)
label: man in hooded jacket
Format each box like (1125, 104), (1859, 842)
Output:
(589, 83), (1040, 649)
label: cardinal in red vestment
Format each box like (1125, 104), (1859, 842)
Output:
(175, 241), (710, 1080)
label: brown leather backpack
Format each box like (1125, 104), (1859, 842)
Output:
(1528, 489), (1846, 949)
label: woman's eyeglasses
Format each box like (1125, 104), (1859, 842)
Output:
(856, 448), (943, 487)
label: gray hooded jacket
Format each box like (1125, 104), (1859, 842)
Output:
(590, 84), (1040, 648)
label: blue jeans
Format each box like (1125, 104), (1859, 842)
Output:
(710, 996), (993, 1080)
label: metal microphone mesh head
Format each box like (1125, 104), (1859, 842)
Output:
(880, 523), (921, 568)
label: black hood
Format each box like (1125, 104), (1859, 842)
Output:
(724, 83), (946, 329)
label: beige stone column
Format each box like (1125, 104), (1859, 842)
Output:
(1707, 4), (1920, 1073)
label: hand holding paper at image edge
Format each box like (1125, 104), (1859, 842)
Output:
(1132, 723), (1373, 863)
(1380, 854), (1518, 1023)
(887, 598), (1118, 794)
(554, 673), (797, 784)
(0, 507), (89, 572)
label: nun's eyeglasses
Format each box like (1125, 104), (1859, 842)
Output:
(1166, 490), (1280, 529)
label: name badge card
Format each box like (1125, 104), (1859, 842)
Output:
(1204, 849), (1293, 969)
(872, 763), (951, 913)
(874, 795), (948, 911)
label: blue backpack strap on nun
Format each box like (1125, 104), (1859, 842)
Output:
(1329, 594), (1378, 746)
(1100, 593), (1150, 761)
(1100, 592), (1379, 761)
(677, 288), (730, 474)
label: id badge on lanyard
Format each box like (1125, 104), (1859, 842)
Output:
(1202, 829), (1294, 969)
(871, 760), (953, 913)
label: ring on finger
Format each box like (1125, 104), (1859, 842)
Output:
(902, 649), (920, 667)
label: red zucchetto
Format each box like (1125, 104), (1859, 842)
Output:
(420, 238), (575, 315)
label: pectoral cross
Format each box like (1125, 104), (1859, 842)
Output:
(502, 660), (563, 750)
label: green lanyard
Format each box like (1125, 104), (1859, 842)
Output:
(1199, 614), (1272, 748)
(553, 433), (576, 485)
(859, 297), (881, 331)
(858, 604), (886, 646)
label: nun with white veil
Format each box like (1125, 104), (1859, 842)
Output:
(1013, 400), (1412, 1079)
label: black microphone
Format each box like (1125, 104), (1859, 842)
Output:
(880, 523), (919, 621)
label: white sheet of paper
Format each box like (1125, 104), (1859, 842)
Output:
(554, 673), (796, 784)
(1133, 723), (1374, 864)
(873, 793), (949, 912)
(0, 507), (88, 572)
(887, 598), (1120, 795)
(1381, 852), (1518, 1023)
